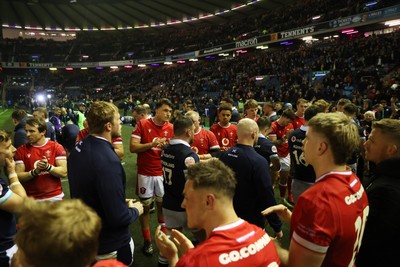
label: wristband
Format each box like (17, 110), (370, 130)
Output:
(45, 164), (54, 172)
(30, 169), (39, 177)
(8, 173), (17, 179)
(9, 181), (21, 188)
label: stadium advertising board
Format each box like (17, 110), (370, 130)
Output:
(279, 26), (316, 39)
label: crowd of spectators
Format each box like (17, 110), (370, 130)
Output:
(0, 0), (398, 62)
(0, 0), (398, 123)
(5, 29), (398, 124)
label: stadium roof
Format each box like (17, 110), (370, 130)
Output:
(0, 0), (295, 31)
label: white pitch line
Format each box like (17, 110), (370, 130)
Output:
(0, 109), (9, 116)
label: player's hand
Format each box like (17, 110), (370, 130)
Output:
(271, 237), (289, 266)
(5, 157), (16, 176)
(274, 230), (284, 240)
(151, 138), (159, 147)
(155, 226), (179, 263)
(37, 156), (49, 170)
(171, 229), (194, 255)
(158, 138), (168, 148)
(151, 137), (166, 148)
(128, 200), (144, 216)
(262, 204), (292, 222)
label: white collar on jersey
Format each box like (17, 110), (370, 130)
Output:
(212, 219), (244, 232)
(300, 125), (308, 131)
(316, 171), (353, 183)
(258, 133), (266, 138)
(169, 138), (190, 147)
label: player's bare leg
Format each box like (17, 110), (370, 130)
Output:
(140, 199), (153, 256)
(279, 170), (293, 208)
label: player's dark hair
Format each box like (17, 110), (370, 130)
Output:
(304, 105), (321, 122)
(12, 110), (27, 121)
(173, 117), (193, 136)
(155, 98), (173, 110)
(218, 104), (232, 113)
(26, 118), (47, 133)
(221, 98), (234, 105)
(343, 103), (358, 116)
(281, 109), (296, 120)
(257, 116), (272, 130)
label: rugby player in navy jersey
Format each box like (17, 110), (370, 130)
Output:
(254, 116), (280, 182)
(288, 105), (320, 203)
(159, 117), (200, 266)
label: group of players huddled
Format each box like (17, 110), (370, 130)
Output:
(2, 94), (400, 266)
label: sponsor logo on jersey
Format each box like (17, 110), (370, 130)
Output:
(218, 233), (275, 265)
(345, 186), (364, 205)
(222, 138), (230, 146)
(291, 136), (296, 142)
(271, 146), (278, 153)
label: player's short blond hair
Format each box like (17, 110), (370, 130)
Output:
(185, 110), (200, 122)
(244, 99), (258, 111)
(187, 159), (236, 199)
(87, 101), (118, 134)
(313, 99), (331, 113)
(15, 198), (101, 267)
(34, 107), (49, 119)
(308, 112), (359, 165)
(0, 130), (10, 143)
